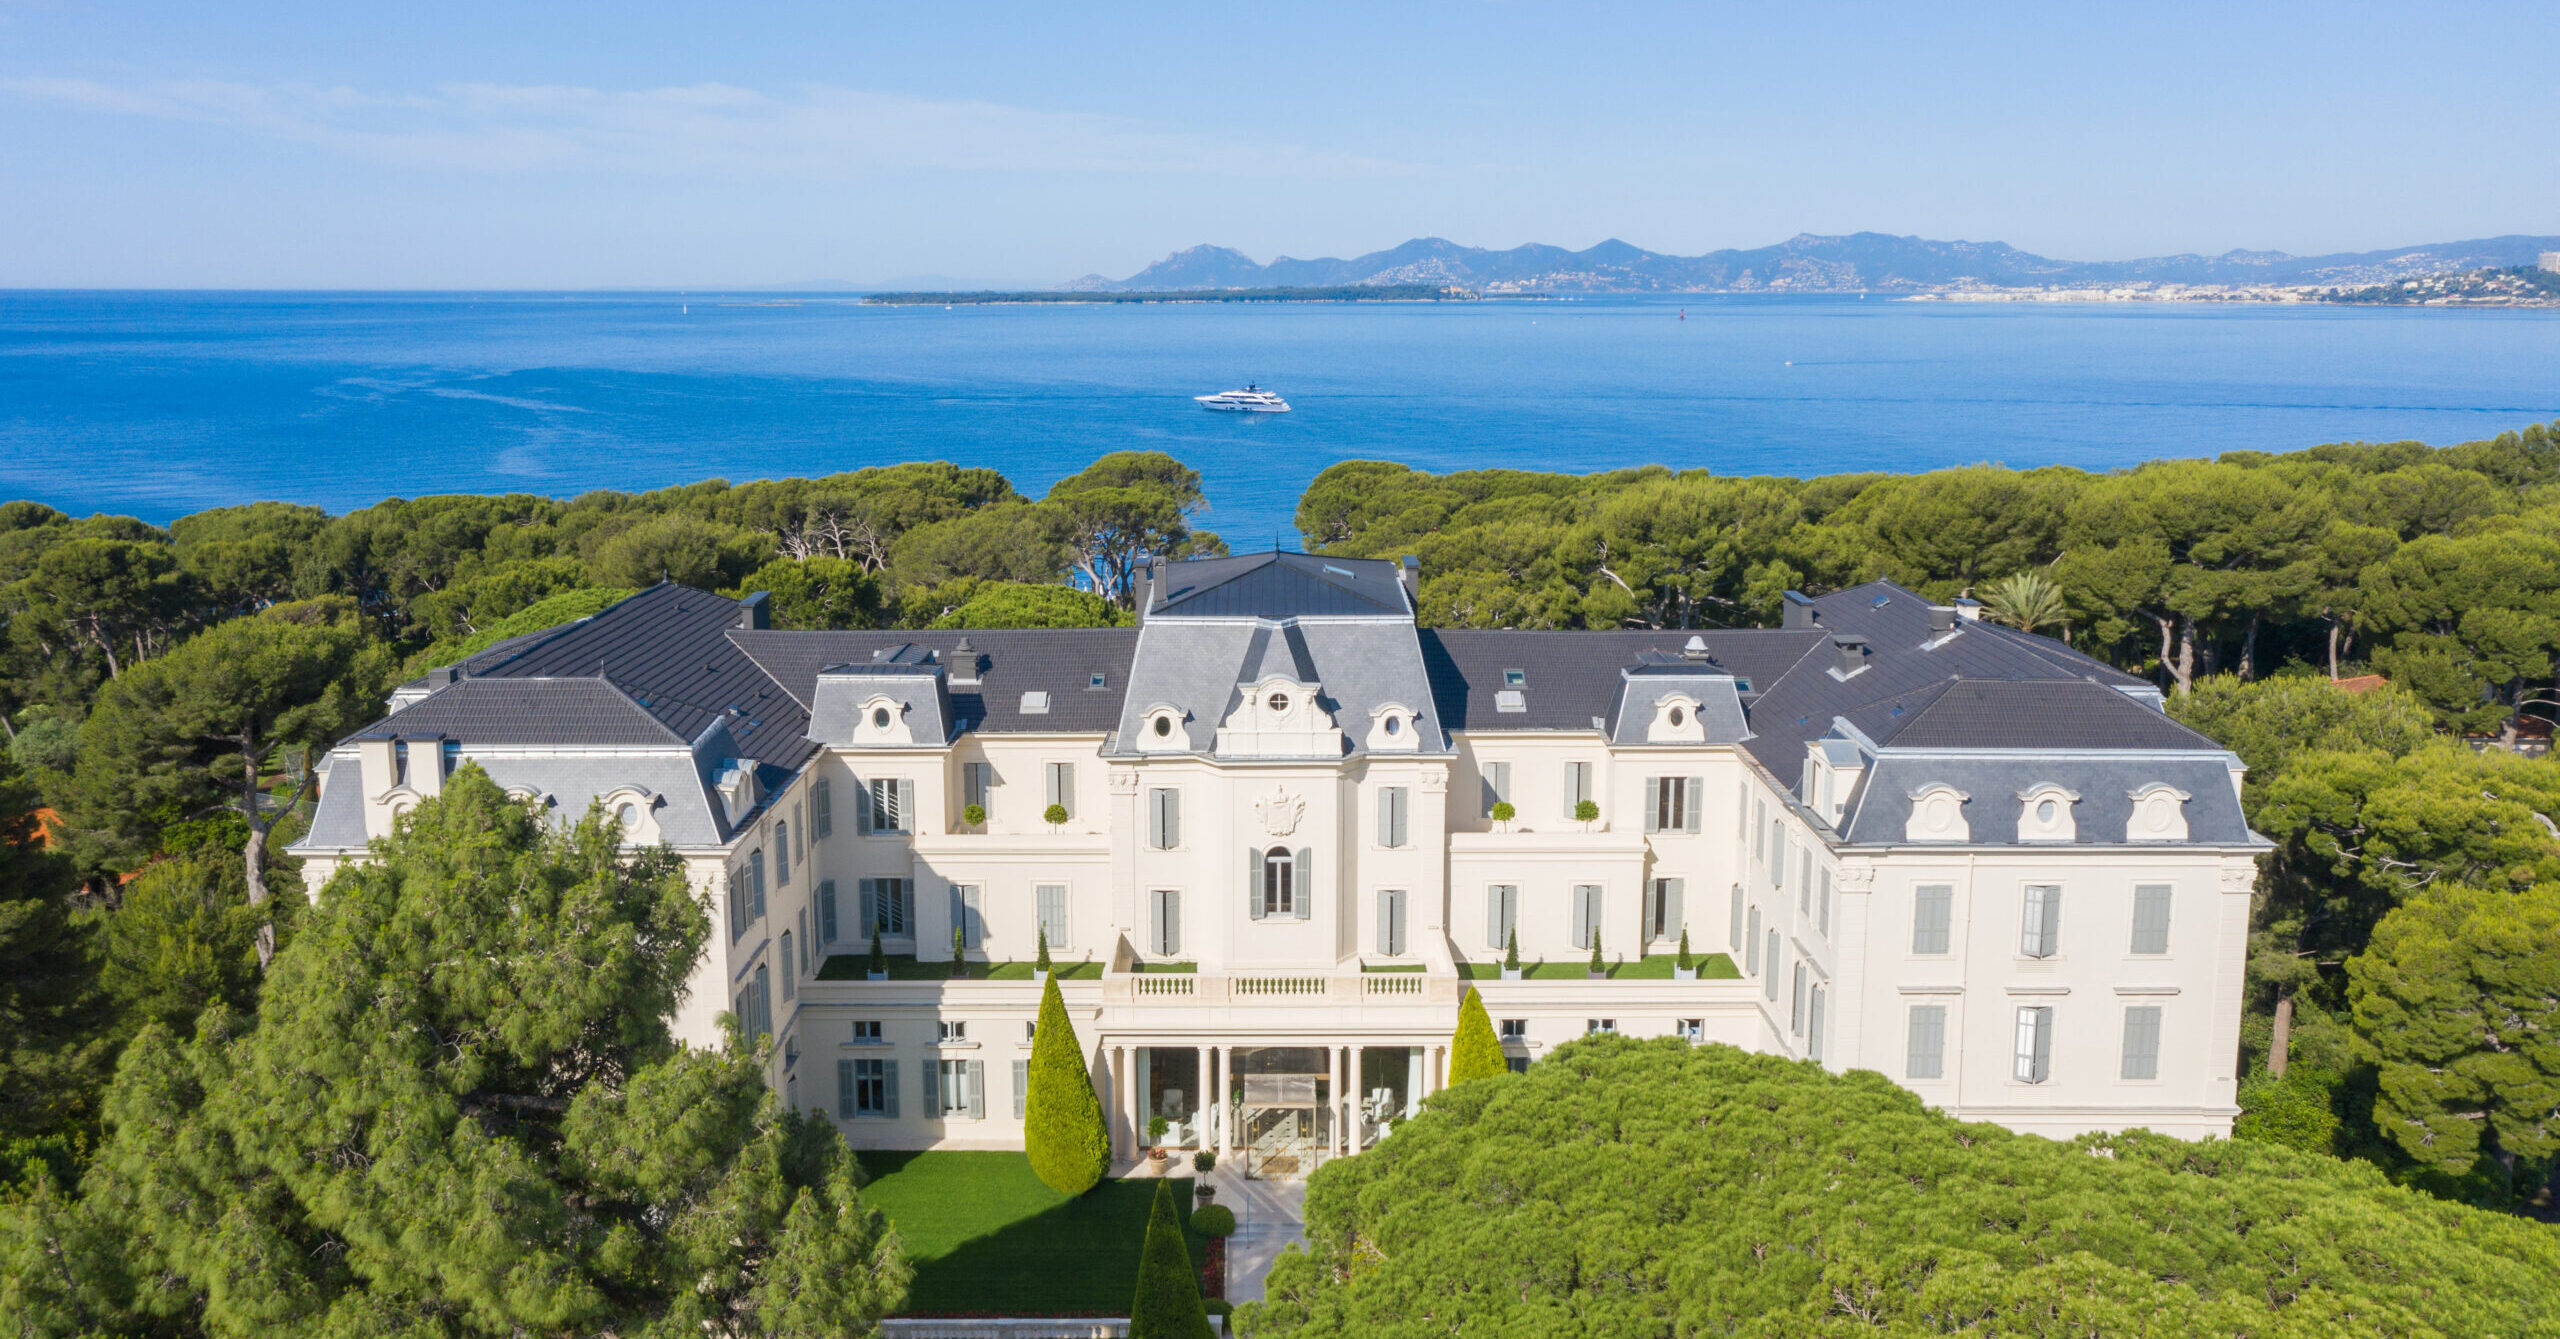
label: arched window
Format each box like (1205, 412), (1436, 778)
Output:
(1262, 846), (1295, 917)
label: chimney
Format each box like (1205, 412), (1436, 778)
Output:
(736, 591), (770, 630)
(1781, 590), (1818, 629)
(1952, 597), (1984, 622)
(1682, 634), (1710, 660)
(1928, 605), (1958, 635)
(1832, 635), (1867, 676)
(1399, 555), (1420, 607)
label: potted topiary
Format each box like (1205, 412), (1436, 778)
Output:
(952, 924), (968, 977)
(1036, 924), (1053, 979)
(1490, 800), (1516, 833)
(1501, 928), (1522, 981)
(1043, 802), (1068, 831)
(1193, 1149), (1217, 1201)
(1587, 928), (1606, 980)
(962, 801), (986, 831)
(866, 923), (888, 981)
(1148, 1116), (1171, 1163)
(1675, 926), (1697, 979)
(1575, 799), (1600, 830)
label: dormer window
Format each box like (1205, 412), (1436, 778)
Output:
(1668, 706), (1686, 728)
(1383, 715), (1401, 737)
(1905, 785), (1970, 842)
(1152, 715), (1174, 737)
(871, 706), (891, 729)
(2126, 784), (2191, 842)
(2016, 785), (2079, 843)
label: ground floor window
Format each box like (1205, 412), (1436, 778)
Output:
(1585, 1018), (1617, 1035)
(839, 1058), (894, 1117)
(1506, 1055), (1531, 1074)
(1498, 1018), (1527, 1040)
(1677, 1018), (1703, 1040)
(932, 1058), (986, 1119)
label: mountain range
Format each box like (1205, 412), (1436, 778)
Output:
(1061, 232), (2560, 294)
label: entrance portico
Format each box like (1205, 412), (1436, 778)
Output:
(1101, 1035), (1447, 1178)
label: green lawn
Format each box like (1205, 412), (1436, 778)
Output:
(1458, 952), (1741, 980)
(817, 954), (1105, 981)
(859, 1152), (1206, 1315)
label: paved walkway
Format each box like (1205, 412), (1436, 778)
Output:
(1221, 1175), (1306, 1304)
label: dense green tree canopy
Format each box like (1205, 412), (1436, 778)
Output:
(2349, 880), (2560, 1195)
(0, 751), (96, 1140)
(1240, 1039), (2560, 1338)
(1, 766), (906, 1337)
(62, 597), (393, 920)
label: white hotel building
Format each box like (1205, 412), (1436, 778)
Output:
(296, 553), (2265, 1177)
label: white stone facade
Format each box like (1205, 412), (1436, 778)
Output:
(297, 559), (2263, 1177)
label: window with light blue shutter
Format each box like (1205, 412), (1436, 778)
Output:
(2021, 886), (2062, 959)
(1570, 884), (1602, 950)
(837, 1059), (856, 1118)
(1037, 884), (1069, 950)
(1906, 1006), (1945, 1079)
(1913, 885), (1953, 954)
(1378, 889), (1407, 956)
(2121, 1006), (2163, 1080)
(1013, 1059), (1028, 1119)
(1149, 788), (1180, 849)
(817, 880), (838, 944)
(749, 849), (767, 920)
(2130, 885), (2172, 955)
(1379, 787), (1409, 849)
(812, 778), (832, 837)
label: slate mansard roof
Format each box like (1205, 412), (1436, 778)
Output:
(306, 564), (2255, 853)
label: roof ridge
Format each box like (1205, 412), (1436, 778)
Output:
(462, 583), (660, 677)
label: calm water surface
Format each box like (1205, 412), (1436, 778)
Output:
(2, 291), (2555, 544)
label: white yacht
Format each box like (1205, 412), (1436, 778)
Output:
(1195, 385), (1291, 413)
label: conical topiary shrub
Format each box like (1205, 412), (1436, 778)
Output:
(1449, 985), (1508, 1084)
(1024, 970), (1109, 1195)
(1128, 1179), (1213, 1339)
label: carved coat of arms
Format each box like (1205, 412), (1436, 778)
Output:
(1254, 785), (1305, 837)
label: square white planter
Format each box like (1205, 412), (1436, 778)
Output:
(1673, 966), (1697, 980)
(866, 970), (888, 981)
(1500, 968), (1523, 981)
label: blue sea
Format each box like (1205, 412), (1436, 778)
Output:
(3, 290), (2556, 545)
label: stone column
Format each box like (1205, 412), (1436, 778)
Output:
(1196, 1044), (1214, 1151)
(1341, 1049), (1361, 1152)
(1351, 1045), (1368, 1150)
(1120, 1045), (1140, 1161)
(1218, 1045), (1236, 1162)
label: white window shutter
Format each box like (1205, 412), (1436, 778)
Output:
(1012, 1059), (1028, 1119)
(1640, 881), (1659, 942)
(883, 1063), (899, 1118)
(1165, 789), (1179, 847)
(1643, 778), (1661, 834)
(1684, 778), (1704, 833)
(922, 1060), (939, 1115)
(1247, 847), (1266, 921)
(968, 1061), (986, 1119)
(1664, 878), (1684, 939)
(1166, 889), (1180, 956)
(1294, 846), (1314, 919)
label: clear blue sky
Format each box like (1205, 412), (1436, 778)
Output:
(5, 1), (2555, 288)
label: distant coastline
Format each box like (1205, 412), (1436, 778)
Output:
(863, 284), (1476, 306)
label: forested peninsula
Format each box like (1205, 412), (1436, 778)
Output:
(8, 421), (2560, 1333)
